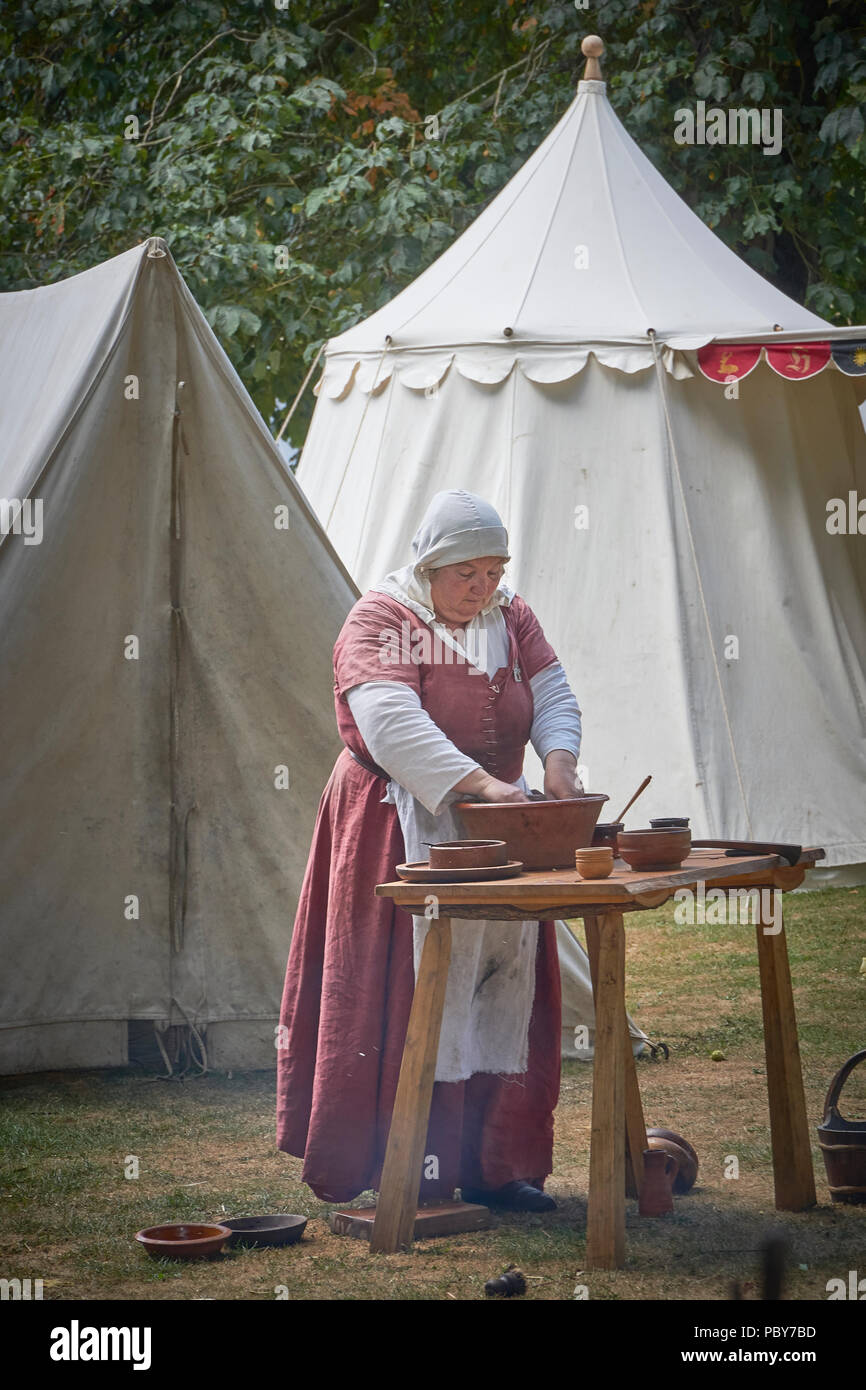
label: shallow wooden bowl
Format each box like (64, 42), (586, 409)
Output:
(428, 839), (507, 870)
(616, 828), (691, 871)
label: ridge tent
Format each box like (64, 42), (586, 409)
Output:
(296, 43), (866, 881)
(0, 239), (607, 1074)
(0, 238), (359, 1075)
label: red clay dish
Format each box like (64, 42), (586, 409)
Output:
(135, 1223), (232, 1260)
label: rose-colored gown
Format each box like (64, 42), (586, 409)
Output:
(276, 591), (562, 1201)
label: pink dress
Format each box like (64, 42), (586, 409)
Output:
(276, 591), (563, 1201)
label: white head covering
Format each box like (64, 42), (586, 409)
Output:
(373, 490), (513, 621)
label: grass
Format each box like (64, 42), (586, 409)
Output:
(1, 885), (864, 1300)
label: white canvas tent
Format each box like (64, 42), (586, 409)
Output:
(0, 238), (361, 1074)
(0, 239), (612, 1075)
(296, 50), (866, 879)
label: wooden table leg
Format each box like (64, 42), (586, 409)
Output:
(370, 917), (452, 1253)
(585, 912), (626, 1268)
(584, 916), (647, 1200)
(755, 894), (816, 1210)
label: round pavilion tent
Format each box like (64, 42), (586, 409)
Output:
(295, 37), (866, 880)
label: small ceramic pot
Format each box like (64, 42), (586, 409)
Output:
(428, 839), (507, 870)
(592, 822), (624, 848)
(650, 817), (690, 830)
(574, 846), (614, 879)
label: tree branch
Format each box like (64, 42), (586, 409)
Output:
(141, 27), (241, 143)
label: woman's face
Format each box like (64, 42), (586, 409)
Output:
(429, 556), (506, 624)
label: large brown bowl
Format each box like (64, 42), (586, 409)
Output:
(135, 1223), (232, 1260)
(455, 795), (609, 870)
(616, 828), (691, 871)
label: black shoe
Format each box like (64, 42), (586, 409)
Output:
(461, 1180), (556, 1212)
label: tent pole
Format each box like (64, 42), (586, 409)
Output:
(648, 331), (755, 838)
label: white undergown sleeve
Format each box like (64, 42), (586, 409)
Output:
(529, 661), (582, 764)
(345, 680), (481, 817)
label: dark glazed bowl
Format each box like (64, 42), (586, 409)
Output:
(219, 1214), (308, 1247)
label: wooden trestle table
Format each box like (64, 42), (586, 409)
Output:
(369, 847), (823, 1264)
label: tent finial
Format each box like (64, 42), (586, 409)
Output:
(581, 35), (605, 82)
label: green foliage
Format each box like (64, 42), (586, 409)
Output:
(1, 0), (863, 442)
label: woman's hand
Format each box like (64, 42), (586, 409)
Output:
(453, 768), (529, 803)
(543, 750), (584, 800)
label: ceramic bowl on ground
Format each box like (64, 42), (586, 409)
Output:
(647, 1127), (699, 1174)
(616, 828), (691, 871)
(135, 1223), (232, 1260)
(427, 839), (507, 870)
(592, 822), (624, 848)
(646, 1132), (698, 1194)
(574, 847), (615, 879)
(455, 795), (609, 870)
(219, 1214), (308, 1248)
(649, 817), (690, 830)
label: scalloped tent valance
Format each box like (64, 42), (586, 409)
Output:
(314, 343), (692, 399)
(314, 337), (866, 399)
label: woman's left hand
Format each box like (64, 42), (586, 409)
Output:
(543, 750), (584, 800)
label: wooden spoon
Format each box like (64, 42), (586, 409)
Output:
(614, 775), (652, 825)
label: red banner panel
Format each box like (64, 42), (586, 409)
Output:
(697, 344), (762, 382)
(766, 342), (831, 380)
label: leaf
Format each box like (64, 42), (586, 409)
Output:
(304, 186), (331, 216)
(741, 71), (765, 103)
(819, 106), (865, 149)
(210, 304), (240, 336)
(237, 307), (262, 335)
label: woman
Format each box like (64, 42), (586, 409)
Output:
(276, 490), (585, 1212)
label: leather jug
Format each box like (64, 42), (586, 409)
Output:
(639, 1148), (677, 1216)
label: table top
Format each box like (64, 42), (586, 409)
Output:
(375, 847), (825, 918)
